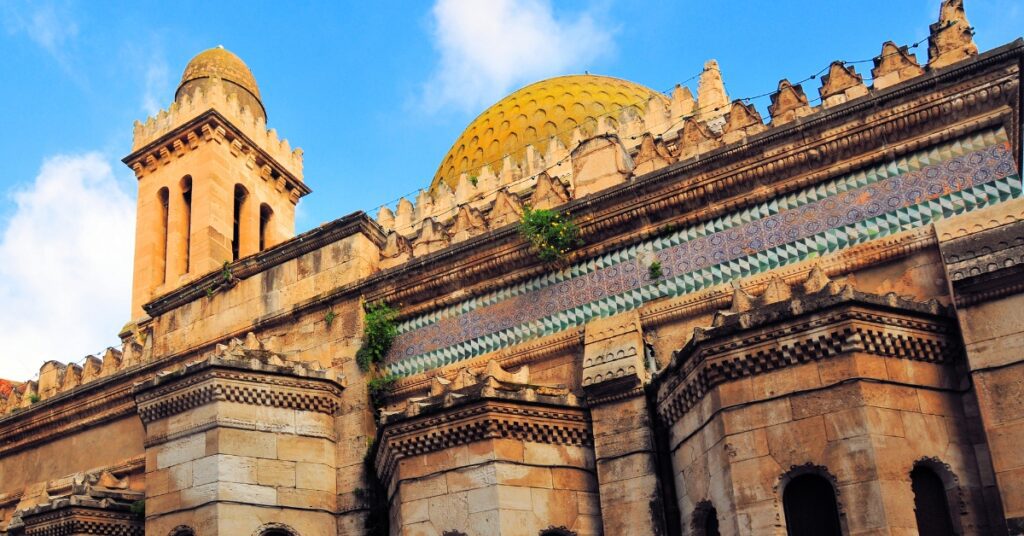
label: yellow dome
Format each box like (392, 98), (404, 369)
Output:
(431, 74), (667, 191)
(176, 46), (265, 120)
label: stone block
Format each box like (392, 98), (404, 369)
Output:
(496, 463), (552, 489)
(730, 456), (782, 507)
(597, 453), (656, 484)
(403, 474), (448, 502)
(277, 435), (333, 464)
(522, 443), (590, 468)
(467, 485), (499, 515)
(296, 462), (335, 492)
(180, 482), (218, 508)
(446, 463), (498, 493)
(192, 454), (257, 486)
(218, 482), (276, 505)
(551, 467), (597, 491)
(168, 461), (194, 491)
(400, 498), (430, 525)
(277, 487), (336, 510)
(156, 433), (206, 469)
(751, 363), (821, 399)
(721, 428), (770, 463)
(207, 428), (277, 459)
(257, 458), (296, 487)
(766, 415), (827, 467)
(497, 485), (533, 511)
(790, 382), (862, 419)
(531, 488), (579, 528)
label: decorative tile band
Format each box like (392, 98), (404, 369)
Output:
(386, 129), (1020, 377)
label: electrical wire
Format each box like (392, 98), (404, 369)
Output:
(367, 21), (957, 229)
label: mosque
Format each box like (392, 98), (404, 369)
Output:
(1, 1), (1024, 534)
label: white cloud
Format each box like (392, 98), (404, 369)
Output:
(0, 154), (135, 381)
(142, 59), (170, 116)
(422, 0), (616, 112)
(1, 2), (78, 61)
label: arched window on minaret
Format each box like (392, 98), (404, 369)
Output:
(260, 203), (274, 251)
(180, 176), (192, 274)
(232, 184), (248, 261)
(157, 187), (170, 284)
(911, 461), (959, 536)
(782, 472), (842, 536)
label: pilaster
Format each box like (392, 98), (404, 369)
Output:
(581, 311), (668, 536)
(936, 197), (1024, 534)
(133, 336), (344, 536)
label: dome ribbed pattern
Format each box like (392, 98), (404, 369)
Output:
(431, 74), (666, 190)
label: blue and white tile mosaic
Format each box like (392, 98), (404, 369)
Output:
(386, 129), (1020, 377)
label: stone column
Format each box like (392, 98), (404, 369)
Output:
(582, 311), (669, 536)
(166, 180), (187, 281)
(936, 198), (1024, 534)
(133, 338), (344, 536)
(240, 191), (260, 258)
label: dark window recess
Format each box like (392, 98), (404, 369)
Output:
(783, 474), (842, 536)
(912, 466), (956, 536)
(692, 501), (721, 536)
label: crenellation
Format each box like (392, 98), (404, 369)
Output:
(819, 61), (870, 108)
(6, 4), (1024, 534)
(928, 0), (978, 69)
(768, 79), (815, 125)
(872, 41), (926, 90)
(130, 78), (304, 181)
(721, 100), (767, 145)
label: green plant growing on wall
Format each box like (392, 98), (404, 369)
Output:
(28, 393), (40, 404)
(325, 310), (336, 328)
(648, 260), (663, 279)
(130, 499), (145, 519)
(468, 175), (479, 187)
(366, 373), (398, 408)
(356, 303), (398, 372)
(356, 302), (400, 410)
(518, 206), (581, 263)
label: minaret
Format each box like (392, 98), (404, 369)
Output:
(123, 46), (310, 319)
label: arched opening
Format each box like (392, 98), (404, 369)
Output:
(911, 464), (956, 536)
(180, 176), (192, 274)
(783, 473), (842, 536)
(232, 184), (248, 261)
(253, 523), (297, 536)
(538, 528), (576, 536)
(692, 500), (721, 536)
(157, 187), (170, 284)
(259, 203), (273, 251)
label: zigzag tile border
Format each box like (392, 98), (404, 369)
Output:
(386, 128), (1020, 377)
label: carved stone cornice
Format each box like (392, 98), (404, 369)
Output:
(937, 198), (1024, 306)
(0, 379), (138, 459)
(143, 210), (385, 317)
(133, 352), (344, 426)
(375, 387), (590, 483)
(19, 496), (143, 536)
(122, 109), (308, 197)
(357, 40), (1022, 319)
(655, 289), (960, 426)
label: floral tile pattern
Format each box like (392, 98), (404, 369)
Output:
(386, 128), (1020, 377)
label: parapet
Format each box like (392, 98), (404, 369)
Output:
(371, 0), (980, 271)
(130, 76), (304, 180)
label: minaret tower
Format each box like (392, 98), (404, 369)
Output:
(123, 46), (310, 319)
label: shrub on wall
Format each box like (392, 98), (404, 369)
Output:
(356, 302), (399, 410)
(518, 206), (581, 263)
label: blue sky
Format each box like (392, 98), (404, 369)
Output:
(0, 0), (1020, 380)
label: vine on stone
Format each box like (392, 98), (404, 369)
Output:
(357, 302), (399, 409)
(518, 206), (581, 263)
